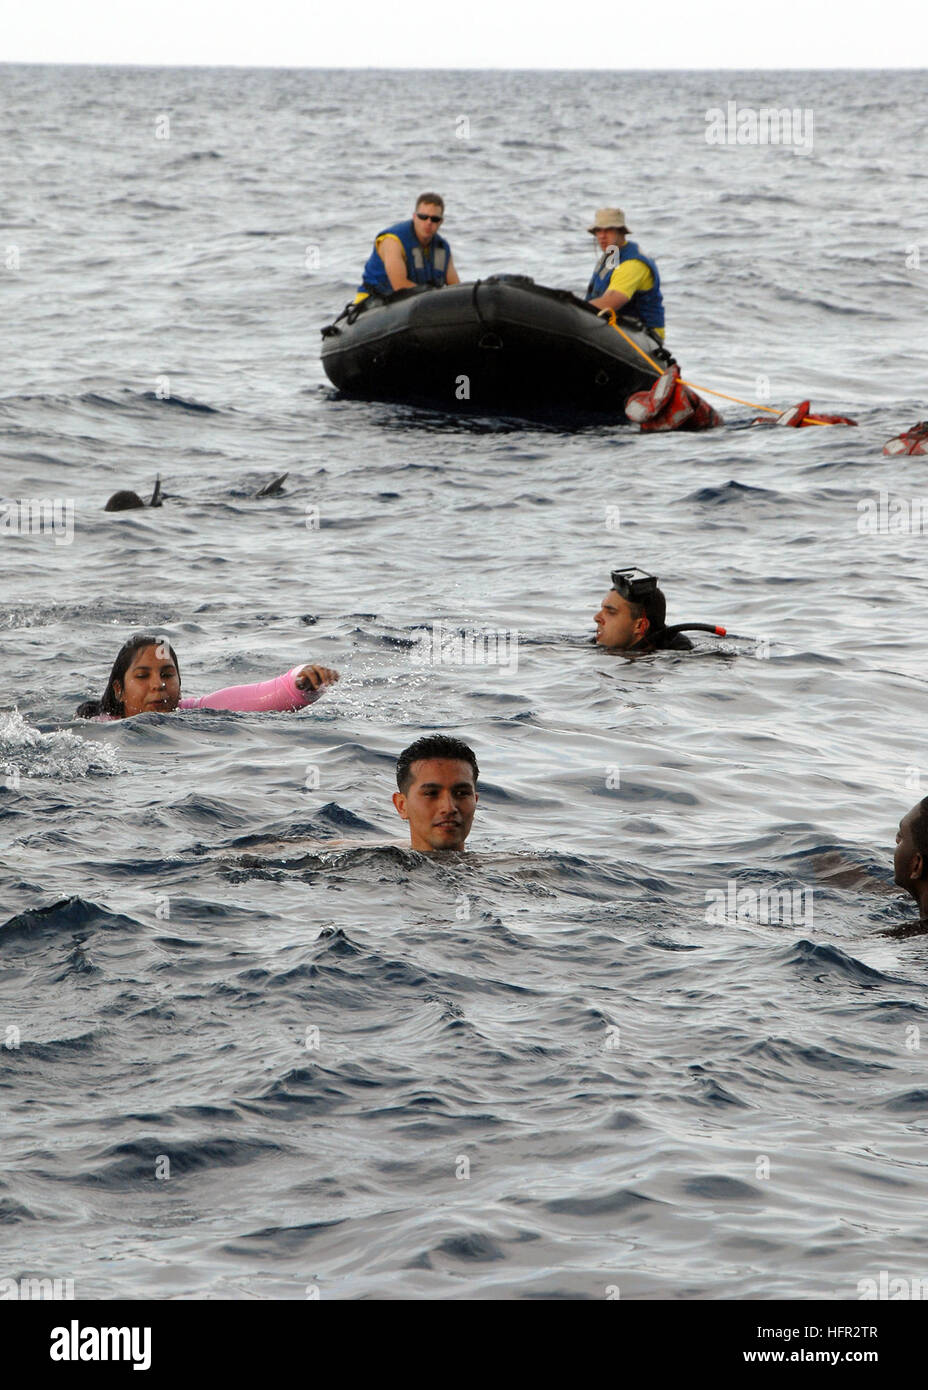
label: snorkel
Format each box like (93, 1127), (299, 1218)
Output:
(608, 567), (728, 644)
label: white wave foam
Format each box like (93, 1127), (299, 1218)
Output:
(0, 710), (120, 781)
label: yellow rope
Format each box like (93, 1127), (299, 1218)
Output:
(682, 383), (778, 413)
(604, 313), (665, 374)
(602, 310), (835, 426)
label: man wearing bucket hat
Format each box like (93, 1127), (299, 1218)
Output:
(584, 208), (666, 340)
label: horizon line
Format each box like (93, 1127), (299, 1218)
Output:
(1, 60), (924, 72)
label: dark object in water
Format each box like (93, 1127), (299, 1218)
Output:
(104, 490), (145, 512)
(254, 472), (289, 498)
(320, 275), (675, 421)
(104, 476), (162, 511)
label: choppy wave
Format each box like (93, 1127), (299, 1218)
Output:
(0, 711), (120, 779)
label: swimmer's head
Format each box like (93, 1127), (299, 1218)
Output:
(894, 798), (928, 900)
(393, 735), (479, 852)
(76, 633), (181, 719)
(104, 491), (147, 511)
(595, 568), (667, 650)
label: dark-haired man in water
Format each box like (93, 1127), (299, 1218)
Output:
(594, 568), (693, 654)
(886, 798), (928, 937)
(232, 735), (479, 864)
(392, 734), (479, 851)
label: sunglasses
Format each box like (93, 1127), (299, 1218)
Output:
(416, 212), (443, 224)
(611, 567), (658, 603)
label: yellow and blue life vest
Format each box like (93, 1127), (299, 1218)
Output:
(359, 219), (451, 295)
(586, 239), (665, 330)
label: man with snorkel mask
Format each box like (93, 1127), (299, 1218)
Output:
(594, 568), (700, 653)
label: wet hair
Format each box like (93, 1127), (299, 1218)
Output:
(415, 191), (444, 213)
(75, 632), (180, 719)
(104, 491), (146, 511)
(910, 798), (928, 857)
(396, 735), (478, 794)
(622, 585), (667, 634)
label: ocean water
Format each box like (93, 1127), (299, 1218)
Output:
(2, 65), (928, 1301)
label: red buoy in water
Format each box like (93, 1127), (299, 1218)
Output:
(625, 366), (723, 432)
(883, 421), (928, 456)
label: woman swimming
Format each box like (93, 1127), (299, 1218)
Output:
(76, 632), (339, 719)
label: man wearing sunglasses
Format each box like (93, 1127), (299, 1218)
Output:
(594, 568), (693, 653)
(356, 192), (460, 300)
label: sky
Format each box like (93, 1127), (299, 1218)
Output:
(2, 0), (924, 68)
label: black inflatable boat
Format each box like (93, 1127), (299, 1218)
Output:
(320, 275), (674, 421)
